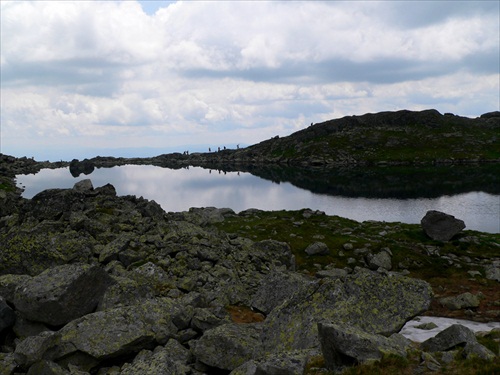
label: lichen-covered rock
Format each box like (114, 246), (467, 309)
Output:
(12, 263), (114, 325)
(14, 331), (58, 369)
(421, 324), (477, 352)
(191, 322), (264, 371)
(366, 249), (392, 271)
(250, 270), (314, 315)
(439, 292), (480, 311)
(45, 298), (187, 366)
(305, 242), (330, 256)
(421, 210), (465, 241)
(262, 268), (432, 352)
(318, 322), (410, 372)
(26, 360), (70, 375)
(120, 340), (191, 375)
(230, 349), (316, 375)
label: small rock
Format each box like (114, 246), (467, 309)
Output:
(439, 292), (480, 311)
(305, 242), (330, 256)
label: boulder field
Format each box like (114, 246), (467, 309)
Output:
(0, 178), (498, 374)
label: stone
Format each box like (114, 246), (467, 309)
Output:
(27, 360), (70, 375)
(0, 296), (15, 333)
(305, 242), (330, 256)
(12, 263), (114, 326)
(318, 322), (410, 371)
(73, 179), (94, 192)
(315, 268), (348, 280)
(484, 264), (500, 282)
(421, 210), (465, 241)
(262, 268), (432, 352)
(44, 298), (186, 366)
(14, 331), (58, 369)
(120, 342), (191, 375)
(365, 250), (392, 271)
(439, 292), (480, 311)
(251, 270), (314, 315)
(230, 349), (315, 375)
(421, 324), (477, 352)
(191, 322), (264, 371)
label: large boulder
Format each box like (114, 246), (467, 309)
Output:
(318, 322), (410, 372)
(191, 322), (264, 371)
(421, 324), (477, 352)
(421, 210), (465, 241)
(42, 298), (189, 370)
(250, 270), (314, 315)
(12, 263), (114, 326)
(262, 269), (432, 352)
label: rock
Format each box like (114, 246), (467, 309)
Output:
(463, 341), (496, 360)
(0, 296), (15, 333)
(484, 264), (500, 282)
(439, 292), (480, 311)
(421, 210), (465, 241)
(120, 341), (191, 375)
(250, 270), (314, 315)
(73, 179), (94, 192)
(366, 250), (392, 271)
(26, 360), (70, 375)
(315, 268), (348, 280)
(191, 322), (264, 371)
(305, 242), (330, 256)
(421, 324), (477, 352)
(262, 269), (432, 352)
(415, 322), (438, 330)
(14, 331), (58, 369)
(43, 298), (187, 368)
(230, 349), (315, 375)
(318, 322), (410, 372)
(12, 263), (114, 326)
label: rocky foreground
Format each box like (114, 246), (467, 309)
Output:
(1, 155), (499, 374)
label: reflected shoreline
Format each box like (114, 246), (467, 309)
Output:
(16, 164), (500, 233)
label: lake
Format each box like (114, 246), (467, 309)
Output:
(16, 164), (500, 233)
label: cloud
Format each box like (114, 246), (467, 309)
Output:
(1, 0), (498, 160)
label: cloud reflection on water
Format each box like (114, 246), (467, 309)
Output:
(16, 165), (500, 233)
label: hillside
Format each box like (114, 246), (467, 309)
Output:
(222, 109), (500, 167)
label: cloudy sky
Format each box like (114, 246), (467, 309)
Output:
(1, 0), (499, 161)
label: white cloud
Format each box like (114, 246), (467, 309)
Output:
(1, 0), (498, 160)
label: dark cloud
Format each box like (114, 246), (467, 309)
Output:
(1, 58), (128, 96)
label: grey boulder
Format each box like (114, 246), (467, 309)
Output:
(421, 210), (465, 241)
(262, 268), (432, 352)
(191, 322), (263, 371)
(318, 322), (410, 371)
(12, 263), (113, 326)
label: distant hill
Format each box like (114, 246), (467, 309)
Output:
(225, 109), (500, 166)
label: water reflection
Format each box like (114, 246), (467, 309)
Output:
(16, 165), (500, 233)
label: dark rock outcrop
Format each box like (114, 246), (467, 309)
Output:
(11, 263), (114, 326)
(421, 210), (466, 241)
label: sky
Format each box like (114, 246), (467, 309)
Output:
(1, 0), (499, 161)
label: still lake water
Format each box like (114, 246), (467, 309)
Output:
(16, 165), (500, 233)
